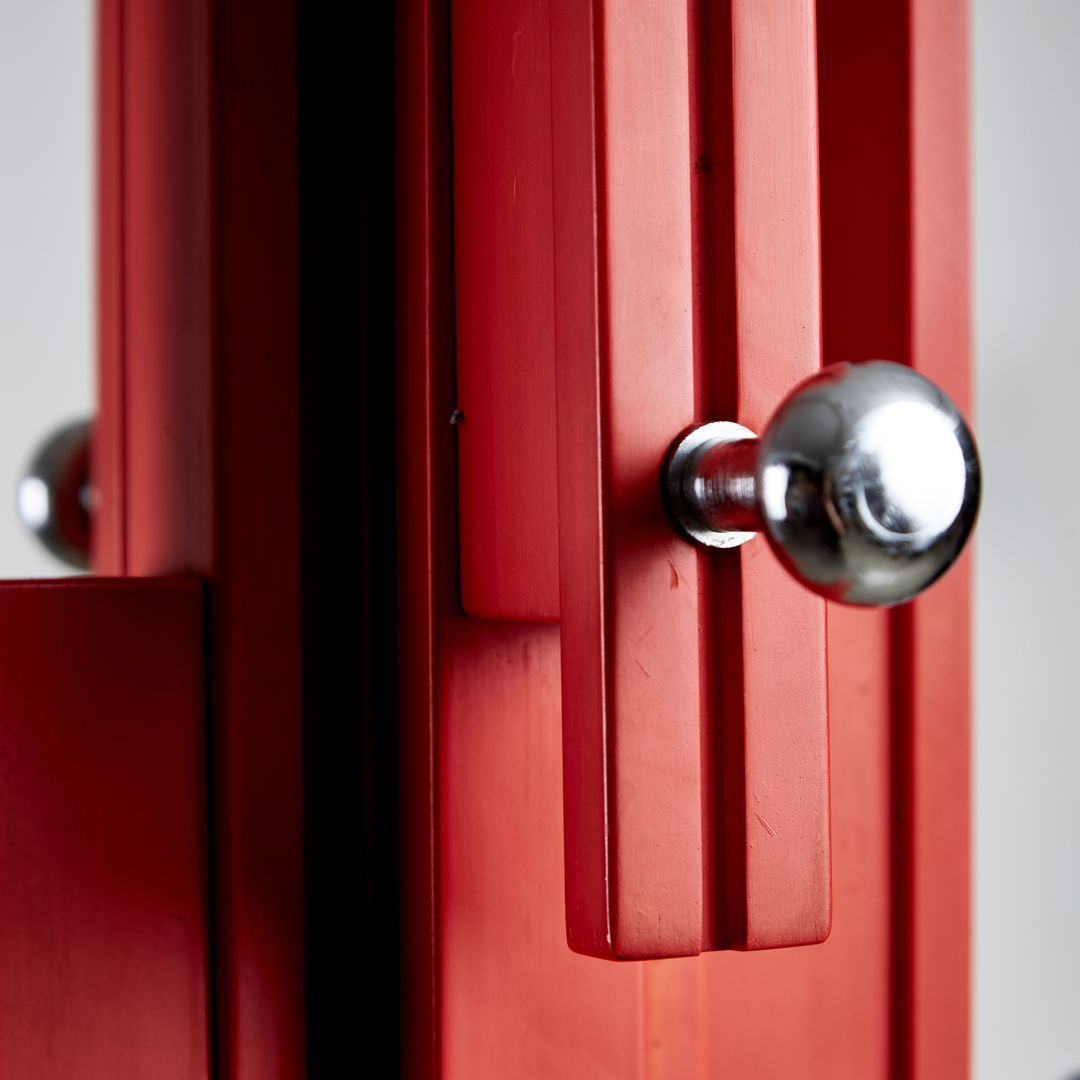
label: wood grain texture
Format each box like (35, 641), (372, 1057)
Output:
(0, 579), (209, 1079)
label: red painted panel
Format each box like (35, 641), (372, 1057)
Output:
(0, 578), (208, 1078)
(122, 0), (214, 577)
(97, 3), (305, 1076)
(695, 0), (830, 951)
(400, 0), (971, 1073)
(551, 0), (705, 959)
(439, 618), (641, 1078)
(697, 606), (892, 1077)
(817, 0), (972, 1072)
(452, 0), (559, 621)
(94, 0), (125, 576)
(551, 0), (829, 957)
(209, 7), (304, 1075)
(430, 610), (892, 1079)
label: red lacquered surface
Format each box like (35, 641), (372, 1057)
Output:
(0, 578), (207, 1078)
(551, 0), (705, 959)
(97, 3), (305, 1076)
(818, 1), (972, 1075)
(397, 0), (457, 1073)
(548, 0), (829, 958)
(401, 0), (971, 1072)
(450, 0), (830, 958)
(451, 0), (559, 622)
(694, 0), (830, 951)
(95, 0), (125, 574)
(904, 1), (972, 1074)
(439, 619), (641, 1076)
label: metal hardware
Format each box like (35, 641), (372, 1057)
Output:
(663, 361), (980, 606)
(17, 419), (92, 570)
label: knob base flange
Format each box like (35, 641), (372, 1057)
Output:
(663, 421), (759, 550)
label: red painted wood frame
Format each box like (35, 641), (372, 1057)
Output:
(401, 0), (970, 1075)
(452, 0), (829, 958)
(98, 1), (304, 1077)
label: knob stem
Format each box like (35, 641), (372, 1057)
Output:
(683, 435), (761, 533)
(663, 420), (761, 549)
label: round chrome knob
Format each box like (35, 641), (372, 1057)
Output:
(663, 361), (980, 606)
(17, 419), (92, 571)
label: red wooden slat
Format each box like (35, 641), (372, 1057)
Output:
(816, 0), (972, 1072)
(904, 0), (972, 1074)
(401, 0), (970, 1072)
(700, 0), (830, 951)
(552, 0), (829, 958)
(100, 3), (305, 1076)
(397, 0), (458, 1073)
(94, 0), (125, 575)
(211, 4), (304, 1075)
(551, 0), (705, 959)
(451, 0), (559, 622)
(699, 606), (893, 1078)
(0, 578), (208, 1078)
(122, 0), (213, 577)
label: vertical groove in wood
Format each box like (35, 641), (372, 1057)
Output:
(689, 0), (744, 954)
(695, 0), (831, 952)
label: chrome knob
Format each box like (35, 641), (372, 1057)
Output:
(17, 419), (92, 571)
(663, 361), (980, 606)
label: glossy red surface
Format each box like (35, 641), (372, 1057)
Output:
(402, 0), (971, 1073)
(397, 0), (457, 1074)
(695, 0), (830, 951)
(96, 3), (305, 1076)
(451, 0), (559, 622)
(550, 0), (705, 959)
(905, 1), (973, 1073)
(0, 579), (208, 1078)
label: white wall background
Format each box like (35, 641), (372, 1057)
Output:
(0, 0), (92, 577)
(973, 2), (1080, 1078)
(0, 0), (1075, 1075)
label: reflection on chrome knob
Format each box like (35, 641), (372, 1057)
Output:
(17, 419), (92, 571)
(663, 361), (980, 606)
